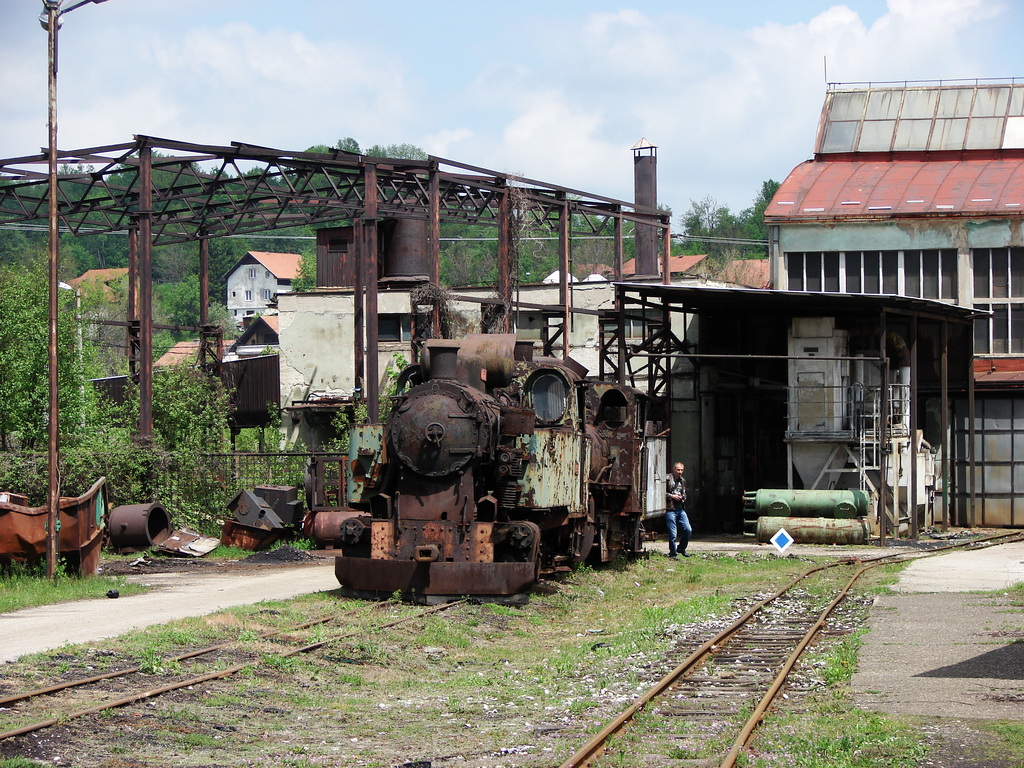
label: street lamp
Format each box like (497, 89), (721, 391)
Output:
(39, 0), (108, 579)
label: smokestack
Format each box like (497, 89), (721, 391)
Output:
(632, 138), (658, 278)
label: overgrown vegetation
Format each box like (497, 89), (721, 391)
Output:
(3, 552), (1012, 767)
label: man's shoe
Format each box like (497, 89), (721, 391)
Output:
(668, 553), (678, 559)
(681, 551), (691, 557)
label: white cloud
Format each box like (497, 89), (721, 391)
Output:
(1, 0), (1016, 222)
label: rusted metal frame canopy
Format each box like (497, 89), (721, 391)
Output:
(0, 137), (664, 245)
(609, 286), (690, 398)
(0, 136), (667, 437)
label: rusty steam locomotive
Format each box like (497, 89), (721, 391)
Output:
(305, 333), (656, 603)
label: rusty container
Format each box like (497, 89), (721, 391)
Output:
(107, 502), (172, 553)
(220, 519), (280, 551)
(0, 478), (108, 575)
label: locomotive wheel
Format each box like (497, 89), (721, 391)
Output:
(573, 520), (596, 563)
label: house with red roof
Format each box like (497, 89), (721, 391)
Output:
(225, 251), (302, 321)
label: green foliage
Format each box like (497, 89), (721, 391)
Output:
(0, 258), (97, 451)
(291, 250), (317, 292)
(155, 274), (202, 327)
(678, 178), (780, 263)
(0, 561), (142, 613)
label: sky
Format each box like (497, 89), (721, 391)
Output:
(1, 0), (1022, 222)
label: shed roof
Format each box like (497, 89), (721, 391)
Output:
(615, 283), (981, 323)
(766, 154), (1024, 222)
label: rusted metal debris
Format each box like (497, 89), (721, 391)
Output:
(156, 528), (219, 557)
(0, 478), (107, 575)
(107, 502), (171, 553)
(221, 486), (304, 551)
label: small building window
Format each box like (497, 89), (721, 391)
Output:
(248, 267), (256, 279)
(262, 289), (272, 300)
(265, 270), (272, 278)
(245, 290), (253, 301)
(379, 313), (410, 342)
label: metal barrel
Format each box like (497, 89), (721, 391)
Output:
(107, 502), (171, 552)
(755, 515), (870, 545)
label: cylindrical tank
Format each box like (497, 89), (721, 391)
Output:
(380, 218), (430, 279)
(107, 502), (172, 552)
(756, 516), (870, 545)
(743, 489), (871, 519)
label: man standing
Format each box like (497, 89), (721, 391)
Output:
(665, 461), (692, 558)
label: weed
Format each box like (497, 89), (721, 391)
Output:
(138, 647), (181, 675)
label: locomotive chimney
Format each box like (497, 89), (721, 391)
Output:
(632, 138), (659, 278)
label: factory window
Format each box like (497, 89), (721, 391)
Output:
(379, 313), (410, 342)
(973, 248), (1024, 354)
(624, 309), (663, 339)
(786, 250), (956, 300)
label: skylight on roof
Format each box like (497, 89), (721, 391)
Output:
(817, 82), (1024, 154)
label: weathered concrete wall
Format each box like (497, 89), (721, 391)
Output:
(777, 218), (1024, 255)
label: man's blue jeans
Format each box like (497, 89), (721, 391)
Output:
(665, 508), (692, 556)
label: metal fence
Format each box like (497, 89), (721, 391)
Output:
(0, 451), (318, 536)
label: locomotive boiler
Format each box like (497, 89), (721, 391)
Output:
(305, 333), (654, 603)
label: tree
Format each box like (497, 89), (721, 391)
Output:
(0, 258), (96, 451)
(678, 180), (780, 263)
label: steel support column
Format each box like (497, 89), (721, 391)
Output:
(909, 315), (919, 538)
(138, 145), (154, 440)
(558, 193), (569, 360)
(363, 163), (379, 423)
(878, 311), (889, 544)
(940, 320), (949, 531)
(45, 0), (60, 578)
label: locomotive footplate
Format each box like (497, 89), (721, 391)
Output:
(334, 557), (537, 605)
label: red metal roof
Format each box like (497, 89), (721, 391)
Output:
(974, 358), (1024, 387)
(767, 154), (1024, 222)
(622, 253), (707, 276)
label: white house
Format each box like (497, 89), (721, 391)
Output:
(225, 251), (302, 321)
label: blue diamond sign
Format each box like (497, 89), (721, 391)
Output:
(770, 527), (794, 555)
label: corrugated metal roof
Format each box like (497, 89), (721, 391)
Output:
(766, 155), (1024, 221)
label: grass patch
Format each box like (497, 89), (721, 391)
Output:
(982, 720), (1024, 762)
(0, 561), (145, 613)
(749, 693), (927, 767)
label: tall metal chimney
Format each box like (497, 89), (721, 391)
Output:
(632, 138), (658, 278)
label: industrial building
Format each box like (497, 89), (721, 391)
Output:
(766, 79), (1024, 528)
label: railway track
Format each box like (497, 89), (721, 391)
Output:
(559, 532), (1024, 768)
(0, 599), (464, 742)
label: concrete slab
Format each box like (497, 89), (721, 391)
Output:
(852, 541), (1024, 721)
(892, 541), (1024, 593)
